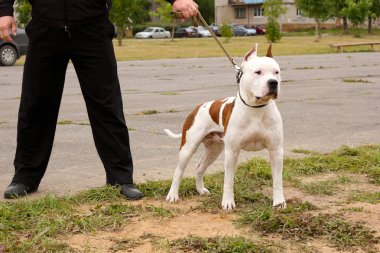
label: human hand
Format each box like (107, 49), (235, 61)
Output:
(172, 0), (198, 19)
(0, 16), (17, 42)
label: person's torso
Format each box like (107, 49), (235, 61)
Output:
(29, 0), (111, 28)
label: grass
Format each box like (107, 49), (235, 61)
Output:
(349, 192), (380, 204)
(160, 92), (179, 95)
(166, 236), (280, 253)
(57, 120), (73, 125)
(342, 78), (373, 83)
(140, 109), (160, 115)
(1, 145), (379, 252)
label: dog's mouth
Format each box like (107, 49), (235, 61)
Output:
(255, 92), (278, 101)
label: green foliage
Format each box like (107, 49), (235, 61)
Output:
(220, 23), (233, 38)
(151, 0), (173, 25)
(109, 0), (150, 46)
(194, 0), (215, 24)
(263, 0), (286, 42)
(263, 0), (287, 19)
(295, 0), (333, 21)
(342, 0), (372, 27)
(15, 0), (31, 28)
(265, 18), (282, 42)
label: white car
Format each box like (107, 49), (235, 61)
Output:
(135, 27), (171, 39)
(189, 26), (211, 37)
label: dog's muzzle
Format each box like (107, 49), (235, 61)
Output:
(267, 79), (278, 98)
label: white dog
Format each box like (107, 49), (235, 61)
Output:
(164, 44), (286, 210)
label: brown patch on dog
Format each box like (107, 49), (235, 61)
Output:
(209, 99), (223, 125)
(222, 99), (235, 133)
(181, 104), (202, 149)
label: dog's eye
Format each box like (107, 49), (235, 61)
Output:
(255, 70), (261, 75)
(275, 71), (279, 74)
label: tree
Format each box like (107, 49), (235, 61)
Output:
(263, 0), (287, 42)
(194, 0), (214, 24)
(15, 0), (32, 28)
(109, 0), (149, 46)
(331, 0), (350, 34)
(295, 0), (333, 41)
(151, 0), (174, 40)
(342, 0), (371, 32)
(368, 0), (380, 33)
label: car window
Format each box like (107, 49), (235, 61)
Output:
(144, 28), (154, 32)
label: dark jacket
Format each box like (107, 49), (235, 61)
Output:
(0, 0), (175, 28)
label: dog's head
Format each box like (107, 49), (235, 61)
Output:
(240, 43), (281, 105)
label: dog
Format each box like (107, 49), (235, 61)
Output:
(164, 44), (286, 210)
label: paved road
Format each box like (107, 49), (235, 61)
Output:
(1, 52), (379, 198)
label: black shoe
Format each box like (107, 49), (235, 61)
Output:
(121, 184), (143, 200)
(4, 183), (37, 199)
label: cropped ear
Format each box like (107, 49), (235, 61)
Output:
(244, 43), (258, 62)
(266, 43), (273, 58)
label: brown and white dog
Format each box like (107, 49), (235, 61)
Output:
(164, 44), (286, 210)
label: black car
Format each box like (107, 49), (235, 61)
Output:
(174, 27), (199, 38)
(0, 28), (29, 66)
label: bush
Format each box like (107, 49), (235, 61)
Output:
(220, 23), (233, 38)
(265, 18), (282, 42)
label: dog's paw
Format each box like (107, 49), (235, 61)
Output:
(197, 187), (210, 195)
(222, 197), (236, 211)
(273, 201), (287, 209)
(166, 192), (179, 203)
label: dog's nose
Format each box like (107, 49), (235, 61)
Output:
(268, 79), (278, 91)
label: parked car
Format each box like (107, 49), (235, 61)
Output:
(135, 27), (170, 39)
(253, 25), (266, 35)
(243, 25), (257, 36)
(209, 23), (221, 36)
(174, 27), (199, 38)
(189, 26), (211, 37)
(232, 25), (249, 36)
(0, 28), (29, 66)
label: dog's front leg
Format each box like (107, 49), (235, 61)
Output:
(222, 147), (240, 210)
(269, 148), (286, 208)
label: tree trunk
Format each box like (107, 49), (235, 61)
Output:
(343, 17), (349, 34)
(171, 18), (175, 41)
(315, 18), (320, 42)
(368, 15), (372, 34)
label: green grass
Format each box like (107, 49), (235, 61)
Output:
(238, 201), (378, 251)
(57, 120), (73, 125)
(342, 78), (373, 83)
(166, 109), (179, 113)
(166, 236), (280, 253)
(291, 148), (321, 155)
(160, 92), (179, 96)
(140, 109), (160, 115)
(1, 145), (379, 252)
(292, 175), (355, 196)
(349, 192), (380, 204)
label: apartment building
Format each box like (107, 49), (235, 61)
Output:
(215, 0), (338, 31)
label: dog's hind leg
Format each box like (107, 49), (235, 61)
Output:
(166, 130), (204, 203)
(196, 140), (224, 195)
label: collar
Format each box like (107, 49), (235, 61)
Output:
(238, 88), (268, 108)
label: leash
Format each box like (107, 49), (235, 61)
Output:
(171, 11), (266, 108)
(172, 11), (243, 83)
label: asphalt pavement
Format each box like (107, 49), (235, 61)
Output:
(0, 52), (379, 199)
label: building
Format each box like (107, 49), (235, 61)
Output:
(215, 0), (338, 31)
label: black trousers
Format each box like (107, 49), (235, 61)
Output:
(12, 18), (134, 189)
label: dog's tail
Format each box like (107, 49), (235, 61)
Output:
(164, 129), (182, 139)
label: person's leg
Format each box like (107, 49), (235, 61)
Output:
(69, 19), (135, 188)
(11, 21), (69, 191)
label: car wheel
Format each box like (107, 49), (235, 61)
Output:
(149, 36), (153, 39)
(0, 45), (17, 66)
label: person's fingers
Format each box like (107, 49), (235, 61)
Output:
(0, 30), (4, 40)
(190, 5), (197, 16)
(2, 28), (11, 42)
(181, 9), (190, 19)
(11, 20), (17, 36)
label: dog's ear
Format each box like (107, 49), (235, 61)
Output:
(266, 43), (273, 58)
(244, 43), (258, 62)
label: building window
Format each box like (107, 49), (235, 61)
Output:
(254, 7), (264, 17)
(296, 8), (302, 17)
(235, 7), (246, 19)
